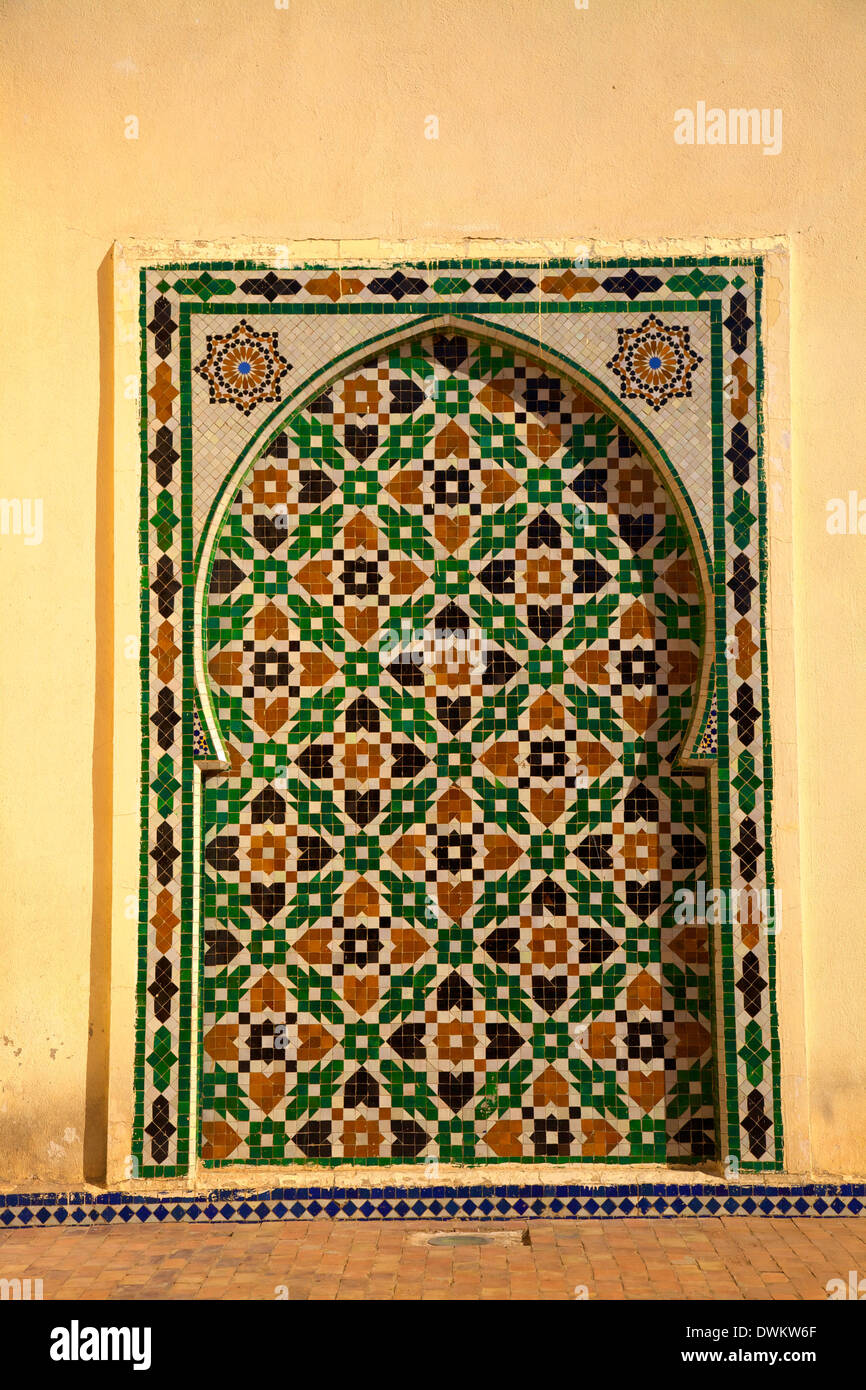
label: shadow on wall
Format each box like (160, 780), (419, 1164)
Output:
(83, 247), (115, 1183)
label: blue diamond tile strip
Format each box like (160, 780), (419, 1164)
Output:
(0, 1183), (865, 1226)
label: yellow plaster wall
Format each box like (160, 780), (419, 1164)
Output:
(1, 0), (864, 1184)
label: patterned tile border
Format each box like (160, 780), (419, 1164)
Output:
(136, 256), (782, 1177)
(1, 1184), (863, 1228)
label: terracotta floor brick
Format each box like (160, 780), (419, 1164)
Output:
(0, 1217), (864, 1300)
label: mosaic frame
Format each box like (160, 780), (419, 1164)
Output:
(134, 255), (782, 1177)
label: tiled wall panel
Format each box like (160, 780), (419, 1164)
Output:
(135, 258), (780, 1176)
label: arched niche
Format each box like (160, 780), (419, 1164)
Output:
(193, 317), (720, 1167)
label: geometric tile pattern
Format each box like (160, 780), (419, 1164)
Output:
(2, 1183), (863, 1228)
(136, 257), (781, 1177)
(201, 334), (711, 1165)
(607, 312), (703, 410)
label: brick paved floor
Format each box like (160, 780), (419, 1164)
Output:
(2, 1217), (864, 1300)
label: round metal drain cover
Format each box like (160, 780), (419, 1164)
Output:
(427, 1232), (494, 1247)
